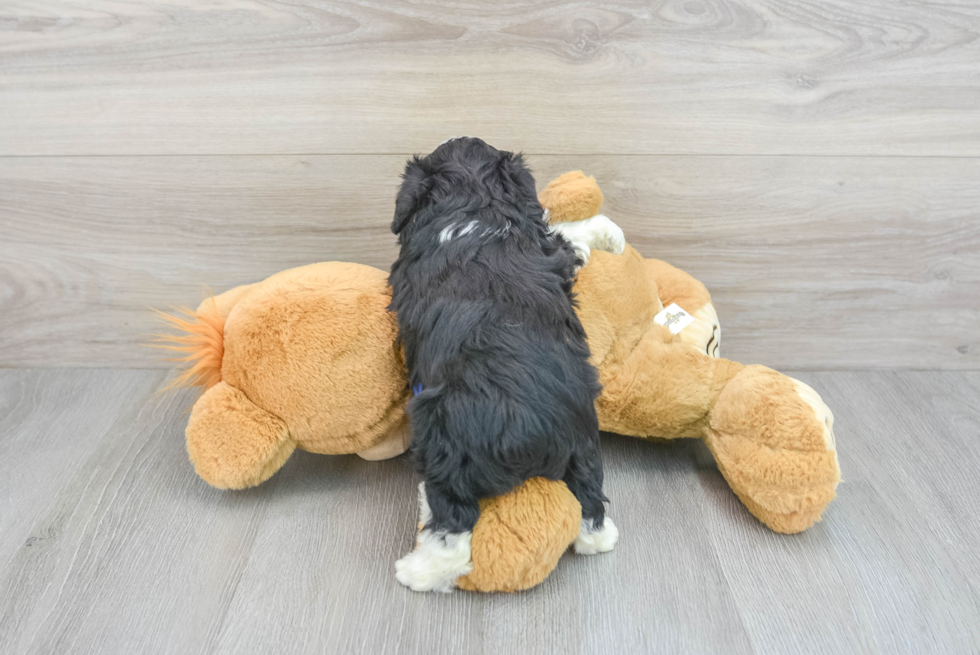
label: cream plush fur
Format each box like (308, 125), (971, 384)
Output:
(159, 171), (840, 592)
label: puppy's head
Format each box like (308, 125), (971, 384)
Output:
(391, 137), (540, 238)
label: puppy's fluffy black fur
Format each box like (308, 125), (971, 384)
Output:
(389, 137), (607, 535)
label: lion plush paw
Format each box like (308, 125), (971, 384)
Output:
(705, 366), (841, 534)
(553, 214), (626, 264)
(185, 382), (296, 490)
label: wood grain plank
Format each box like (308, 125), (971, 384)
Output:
(2, 154), (977, 369)
(0, 369), (174, 652)
(0, 370), (276, 654)
(1, 0), (979, 156)
(0, 369), (163, 564)
(0, 155), (404, 369)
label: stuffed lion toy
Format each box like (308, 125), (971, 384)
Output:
(158, 171), (840, 593)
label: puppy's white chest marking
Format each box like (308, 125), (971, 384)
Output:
(439, 220), (478, 244)
(457, 221), (479, 238)
(438, 220), (509, 244)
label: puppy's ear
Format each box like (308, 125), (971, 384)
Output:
(499, 152), (538, 200)
(392, 157), (430, 235)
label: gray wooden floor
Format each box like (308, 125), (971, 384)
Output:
(1, 368), (977, 654)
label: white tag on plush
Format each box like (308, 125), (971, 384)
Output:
(654, 303), (694, 334)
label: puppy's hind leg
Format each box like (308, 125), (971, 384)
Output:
(564, 458), (619, 555)
(395, 483), (479, 592)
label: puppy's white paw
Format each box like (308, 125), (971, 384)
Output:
(574, 517), (619, 555)
(395, 529), (473, 593)
(416, 482), (432, 528)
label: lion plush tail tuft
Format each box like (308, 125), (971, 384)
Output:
(150, 295), (225, 391)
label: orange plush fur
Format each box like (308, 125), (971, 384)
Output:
(455, 477), (581, 592)
(151, 297), (225, 390)
(159, 172), (840, 591)
(539, 170), (605, 225)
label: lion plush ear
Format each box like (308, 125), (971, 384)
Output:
(392, 157), (431, 235)
(538, 171), (604, 225)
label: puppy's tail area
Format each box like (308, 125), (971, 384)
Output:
(147, 295), (225, 392)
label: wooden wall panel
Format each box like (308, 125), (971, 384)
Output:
(1, 0), (979, 156)
(2, 155), (976, 369)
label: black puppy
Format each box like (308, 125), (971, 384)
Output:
(389, 137), (619, 592)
